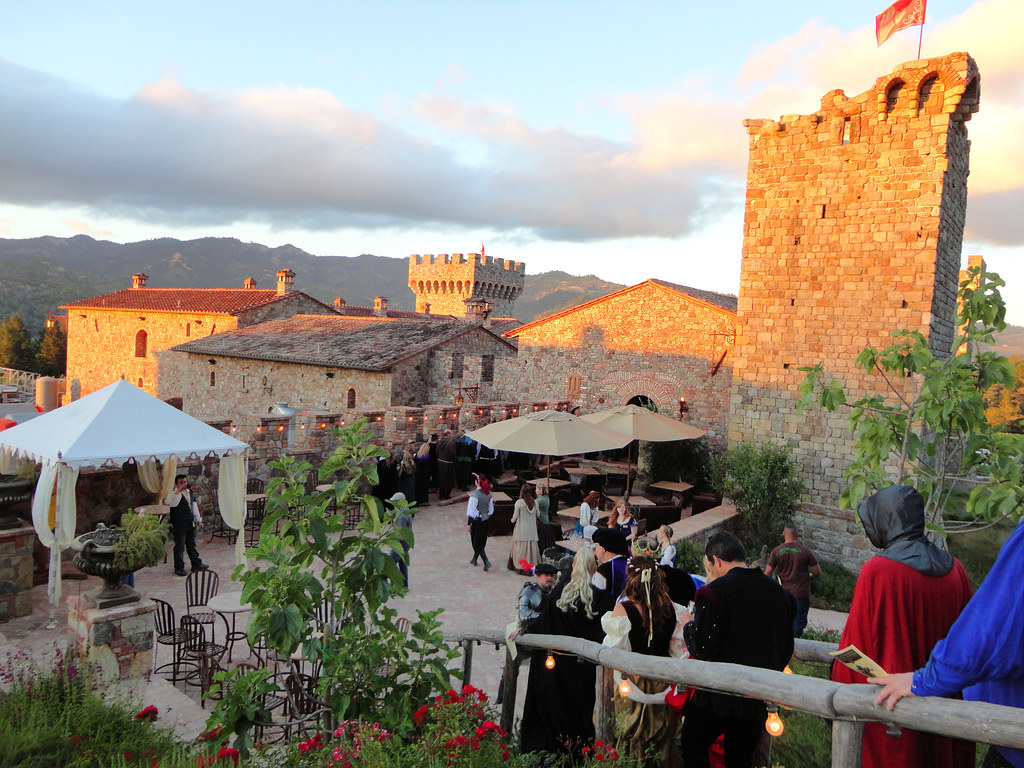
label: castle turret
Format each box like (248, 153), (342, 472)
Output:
(408, 252), (525, 317)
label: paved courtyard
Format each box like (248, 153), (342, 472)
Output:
(0, 489), (847, 740)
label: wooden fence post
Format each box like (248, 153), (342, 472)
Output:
(831, 720), (864, 768)
(500, 648), (518, 735)
(462, 639), (474, 686)
(595, 666), (615, 743)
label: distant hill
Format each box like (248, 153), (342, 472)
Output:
(0, 235), (625, 332)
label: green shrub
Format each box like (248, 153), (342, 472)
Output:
(674, 538), (705, 577)
(0, 647), (185, 768)
(810, 560), (857, 613)
(714, 442), (803, 551)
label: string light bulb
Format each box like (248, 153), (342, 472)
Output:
(765, 706), (784, 736)
(618, 675), (631, 696)
(783, 665), (793, 675)
(545, 654), (555, 669)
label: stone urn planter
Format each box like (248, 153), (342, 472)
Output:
(0, 473), (33, 530)
(72, 524), (140, 609)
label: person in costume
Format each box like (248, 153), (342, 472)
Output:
(509, 483), (541, 573)
(497, 562), (559, 705)
(831, 485), (974, 768)
(163, 474), (207, 576)
(521, 549), (615, 758)
(611, 499), (638, 541)
(576, 490), (601, 535)
(466, 473), (494, 571)
(534, 482), (557, 553)
(591, 527), (630, 597)
(682, 531), (794, 768)
(602, 555), (690, 766)
(870, 525), (1024, 768)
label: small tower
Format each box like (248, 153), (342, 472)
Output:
(408, 252), (525, 317)
(276, 268), (296, 295)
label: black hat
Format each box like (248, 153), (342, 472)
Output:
(592, 528), (630, 558)
(534, 563), (558, 576)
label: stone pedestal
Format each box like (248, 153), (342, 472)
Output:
(0, 523), (35, 621)
(68, 595), (156, 681)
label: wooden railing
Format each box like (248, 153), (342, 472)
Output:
(448, 628), (1024, 768)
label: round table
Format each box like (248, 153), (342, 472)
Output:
(207, 591), (251, 662)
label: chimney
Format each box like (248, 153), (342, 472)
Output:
(243, 276), (257, 289)
(423, 302), (431, 315)
(333, 297), (346, 315)
(373, 296), (389, 316)
(131, 273), (148, 289)
(276, 268), (296, 295)
(464, 298), (492, 325)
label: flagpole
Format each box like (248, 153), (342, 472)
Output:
(917, 16), (923, 59)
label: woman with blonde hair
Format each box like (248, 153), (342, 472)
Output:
(509, 483), (541, 573)
(521, 548), (615, 758)
(602, 555), (690, 766)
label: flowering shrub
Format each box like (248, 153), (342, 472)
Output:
(413, 685), (510, 766)
(136, 705), (161, 723)
(581, 739), (621, 763)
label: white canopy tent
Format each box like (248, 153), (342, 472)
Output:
(0, 379), (249, 624)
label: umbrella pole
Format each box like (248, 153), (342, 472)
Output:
(625, 442), (633, 499)
(47, 461), (62, 630)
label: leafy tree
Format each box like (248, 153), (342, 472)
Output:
(713, 441), (803, 551)
(984, 356), (1024, 433)
(0, 314), (35, 370)
(36, 321), (67, 377)
(226, 419), (458, 748)
(799, 267), (1023, 532)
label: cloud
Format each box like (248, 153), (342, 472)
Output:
(0, 220), (10, 235)
(61, 218), (113, 238)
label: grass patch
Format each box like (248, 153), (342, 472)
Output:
(947, 520), (1015, 591)
(810, 560), (857, 613)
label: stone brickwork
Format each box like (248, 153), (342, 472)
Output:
(0, 524), (35, 620)
(409, 253), (525, 317)
(64, 283), (335, 398)
(729, 53), (980, 568)
(505, 281), (738, 450)
(68, 596), (156, 681)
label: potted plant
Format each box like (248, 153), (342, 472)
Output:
(72, 512), (168, 608)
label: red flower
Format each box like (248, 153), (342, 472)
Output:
(135, 705), (160, 722)
(216, 746), (240, 765)
(198, 725), (224, 742)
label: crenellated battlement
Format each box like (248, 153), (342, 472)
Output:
(408, 251), (526, 317)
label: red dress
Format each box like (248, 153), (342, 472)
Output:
(831, 556), (974, 768)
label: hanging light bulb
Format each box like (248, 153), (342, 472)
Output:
(618, 675), (631, 696)
(545, 654), (555, 669)
(765, 706), (784, 736)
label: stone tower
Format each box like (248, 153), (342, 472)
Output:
(408, 252), (526, 317)
(729, 52), (980, 566)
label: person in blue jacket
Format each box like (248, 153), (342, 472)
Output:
(871, 520), (1024, 768)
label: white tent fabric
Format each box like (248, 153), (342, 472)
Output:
(31, 462), (79, 607)
(0, 379), (250, 611)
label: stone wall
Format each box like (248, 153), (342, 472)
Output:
(234, 293), (337, 327)
(67, 309), (238, 397)
(157, 352), (393, 424)
(506, 282), (737, 450)
(68, 596), (155, 681)
(729, 53), (980, 568)
(0, 524), (35, 620)
(397, 331), (516, 407)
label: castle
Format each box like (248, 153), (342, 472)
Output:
(56, 52), (981, 569)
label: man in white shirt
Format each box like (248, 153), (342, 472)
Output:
(163, 474), (208, 576)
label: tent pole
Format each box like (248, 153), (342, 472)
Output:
(46, 459), (62, 629)
(625, 442), (633, 500)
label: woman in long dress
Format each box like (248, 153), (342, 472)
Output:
(534, 482), (557, 553)
(602, 555), (690, 767)
(576, 490), (601, 535)
(509, 484), (541, 573)
(520, 548), (614, 759)
(414, 441), (431, 505)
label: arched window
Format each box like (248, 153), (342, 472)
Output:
(885, 80), (905, 114)
(347, 388), (357, 409)
(567, 374), (581, 398)
(137, 378), (143, 388)
(918, 75), (941, 115)
(210, 371), (216, 387)
(185, 322), (191, 337)
(134, 329), (147, 358)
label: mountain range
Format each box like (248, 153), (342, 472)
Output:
(1, 235), (1021, 358)
(0, 235), (623, 333)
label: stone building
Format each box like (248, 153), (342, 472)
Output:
(728, 52), (980, 565)
(157, 314), (517, 427)
(409, 252), (525, 317)
(503, 279), (738, 450)
(61, 269), (337, 397)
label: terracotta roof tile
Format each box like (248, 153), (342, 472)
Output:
(62, 288), (292, 314)
(171, 315), (511, 371)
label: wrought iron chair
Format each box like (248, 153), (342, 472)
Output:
(181, 615), (227, 690)
(185, 568), (220, 643)
(247, 477), (265, 495)
(152, 598), (194, 684)
(245, 496), (267, 548)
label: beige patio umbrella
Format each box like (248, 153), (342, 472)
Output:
(582, 404), (705, 497)
(465, 409), (631, 485)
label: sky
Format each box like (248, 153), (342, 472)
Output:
(1, 0), (1022, 323)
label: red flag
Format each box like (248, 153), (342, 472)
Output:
(480, 243), (485, 257)
(876, 0), (926, 46)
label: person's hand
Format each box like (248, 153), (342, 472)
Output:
(869, 672), (916, 711)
